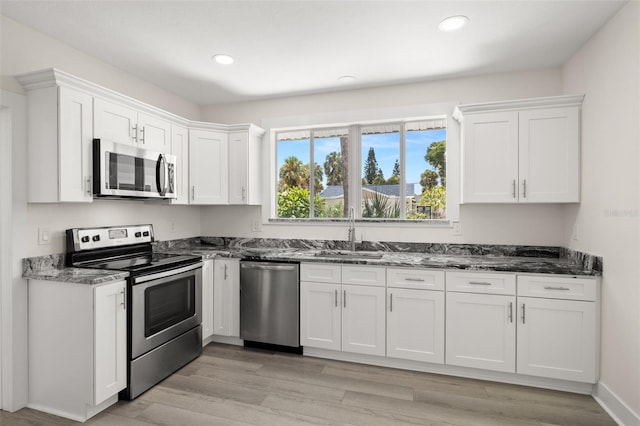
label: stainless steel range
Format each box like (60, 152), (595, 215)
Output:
(66, 224), (203, 399)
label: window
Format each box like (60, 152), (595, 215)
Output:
(275, 118), (446, 221)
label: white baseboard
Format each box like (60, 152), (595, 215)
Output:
(593, 382), (640, 426)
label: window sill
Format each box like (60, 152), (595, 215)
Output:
(268, 218), (451, 227)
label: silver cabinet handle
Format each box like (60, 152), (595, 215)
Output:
(335, 289), (338, 307)
(139, 127), (145, 144)
(544, 286), (570, 291)
(508, 302), (513, 323)
(523, 179), (527, 198)
(132, 124), (138, 141)
(343, 290), (346, 308)
(242, 186), (246, 201)
(404, 277), (425, 282)
(389, 293), (393, 312)
(521, 303), (526, 324)
(224, 264), (228, 280)
(192, 186), (195, 201)
(85, 176), (92, 196)
(512, 179), (516, 199)
(469, 281), (492, 286)
(120, 288), (126, 310)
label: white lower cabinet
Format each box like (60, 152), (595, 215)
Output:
(387, 287), (445, 363)
(516, 275), (598, 383)
(201, 259), (214, 341)
(341, 284), (386, 356)
(300, 263), (386, 356)
(300, 281), (342, 350)
(213, 258), (240, 337)
(446, 291), (516, 373)
(28, 279), (126, 422)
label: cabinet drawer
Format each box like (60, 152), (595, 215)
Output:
(342, 265), (386, 287)
(387, 268), (445, 290)
(300, 263), (341, 284)
(517, 275), (597, 301)
(446, 271), (516, 295)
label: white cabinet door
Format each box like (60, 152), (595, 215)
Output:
(213, 259), (239, 337)
(170, 125), (190, 205)
(93, 98), (137, 146)
(518, 107), (580, 203)
(138, 113), (171, 152)
(94, 281), (126, 405)
(58, 86), (93, 202)
(387, 288), (444, 363)
(300, 281), (341, 350)
(228, 132), (249, 205)
(517, 297), (596, 383)
(342, 284), (386, 356)
(446, 292), (516, 373)
(189, 130), (229, 204)
(462, 111), (519, 203)
(201, 260), (214, 341)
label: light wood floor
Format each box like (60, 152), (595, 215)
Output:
(1, 343), (617, 425)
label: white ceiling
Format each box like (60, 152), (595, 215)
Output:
(1, 0), (627, 106)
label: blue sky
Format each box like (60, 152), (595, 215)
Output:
(277, 128), (446, 194)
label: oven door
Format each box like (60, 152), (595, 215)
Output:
(93, 138), (177, 199)
(131, 263), (202, 359)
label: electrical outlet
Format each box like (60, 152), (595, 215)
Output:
(251, 219), (263, 232)
(572, 223), (579, 240)
(38, 227), (51, 245)
(452, 221), (462, 236)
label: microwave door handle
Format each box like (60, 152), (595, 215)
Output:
(156, 154), (168, 196)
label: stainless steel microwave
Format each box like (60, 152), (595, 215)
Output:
(93, 139), (177, 199)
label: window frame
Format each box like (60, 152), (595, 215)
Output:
(265, 103), (460, 226)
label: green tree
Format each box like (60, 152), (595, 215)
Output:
(362, 191), (400, 218)
(420, 169), (439, 191)
(278, 157), (324, 194)
(425, 140), (446, 187)
(323, 151), (342, 185)
(386, 175), (400, 185)
(307, 163), (324, 194)
(363, 147), (381, 184)
(418, 185), (446, 219)
(277, 186), (325, 218)
(392, 159), (400, 177)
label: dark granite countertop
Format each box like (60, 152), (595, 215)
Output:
(23, 238), (602, 284)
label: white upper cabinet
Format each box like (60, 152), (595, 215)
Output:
(16, 77), (94, 203)
(170, 124), (190, 205)
(94, 99), (171, 151)
(189, 129), (229, 204)
(456, 95), (583, 204)
(228, 127), (264, 205)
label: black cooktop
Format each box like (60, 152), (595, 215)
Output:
(79, 252), (201, 275)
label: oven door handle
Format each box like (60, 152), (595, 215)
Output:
(133, 262), (202, 284)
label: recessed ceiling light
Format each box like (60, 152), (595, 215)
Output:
(438, 15), (469, 32)
(338, 75), (357, 84)
(212, 54), (234, 65)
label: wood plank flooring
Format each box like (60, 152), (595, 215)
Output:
(1, 343), (617, 425)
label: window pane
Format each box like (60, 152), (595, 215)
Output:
(276, 133), (311, 218)
(316, 128), (349, 218)
(407, 127), (447, 219)
(361, 125), (401, 218)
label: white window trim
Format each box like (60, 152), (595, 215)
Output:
(261, 102), (460, 226)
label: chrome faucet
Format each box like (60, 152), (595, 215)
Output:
(347, 206), (356, 251)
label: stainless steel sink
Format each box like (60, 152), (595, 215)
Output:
(315, 250), (385, 259)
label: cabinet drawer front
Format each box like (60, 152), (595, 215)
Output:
(387, 268), (445, 290)
(342, 266), (386, 287)
(517, 275), (597, 301)
(301, 263), (341, 284)
(446, 271), (516, 295)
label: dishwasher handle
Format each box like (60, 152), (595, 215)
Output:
(241, 263), (297, 271)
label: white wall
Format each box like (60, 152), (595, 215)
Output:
(1, 15), (201, 120)
(200, 68), (569, 246)
(562, 1), (640, 422)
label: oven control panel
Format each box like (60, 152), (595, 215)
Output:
(68, 224), (154, 252)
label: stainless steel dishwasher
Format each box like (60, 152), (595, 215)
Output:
(239, 261), (300, 350)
